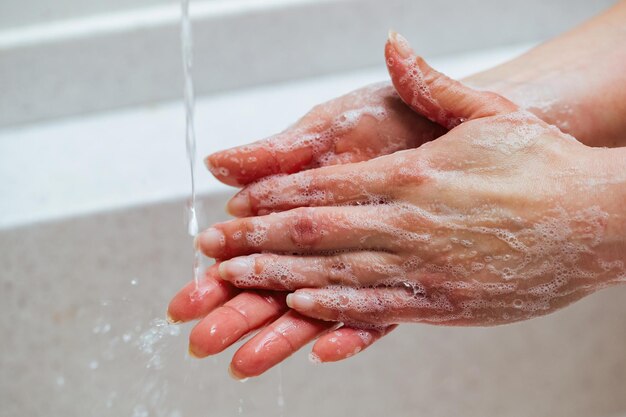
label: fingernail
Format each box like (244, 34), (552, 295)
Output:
(166, 311), (181, 324)
(286, 292), (315, 311)
(188, 345), (202, 359)
(228, 364), (248, 381)
(204, 156), (223, 179)
(195, 227), (225, 257)
(218, 258), (252, 280)
(388, 30), (412, 59)
(204, 155), (215, 170)
(227, 193), (250, 217)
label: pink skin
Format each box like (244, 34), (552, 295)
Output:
(194, 35), (626, 331)
(464, 0), (626, 148)
(170, 44), (443, 379)
(168, 265), (391, 377)
(206, 83), (445, 188)
(170, 2), (626, 378)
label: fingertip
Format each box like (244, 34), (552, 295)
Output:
(205, 154), (242, 187)
(386, 30), (412, 60)
(166, 309), (181, 324)
(188, 343), (205, 359)
(227, 192), (251, 217)
(195, 227), (225, 258)
(311, 330), (357, 363)
(228, 363), (250, 381)
(286, 292), (315, 312)
(167, 271), (238, 323)
(167, 285), (196, 323)
(311, 342), (338, 363)
(204, 153), (216, 171)
(230, 348), (266, 379)
(218, 258), (253, 282)
(188, 325), (209, 358)
(217, 261), (228, 280)
(189, 317), (232, 358)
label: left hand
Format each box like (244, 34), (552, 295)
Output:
(168, 264), (395, 379)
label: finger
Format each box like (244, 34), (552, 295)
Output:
(311, 324), (397, 363)
(188, 291), (288, 357)
(286, 285), (454, 326)
(206, 83), (445, 187)
(167, 264), (239, 323)
(226, 153), (409, 217)
(229, 310), (332, 379)
(385, 31), (518, 129)
(196, 205), (401, 259)
(205, 132), (320, 187)
(218, 251), (405, 290)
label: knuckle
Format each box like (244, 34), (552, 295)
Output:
(252, 254), (266, 276)
(241, 218), (269, 248)
(325, 255), (355, 285)
(246, 179), (274, 211)
(299, 173), (331, 205)
(393, 152), (431, 186)
(288, 207), (323, 248)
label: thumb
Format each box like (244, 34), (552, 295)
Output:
(385, 31), (518, 129)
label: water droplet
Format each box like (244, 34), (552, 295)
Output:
(132, 404), (149, 417)
(308, 352), (321, 364)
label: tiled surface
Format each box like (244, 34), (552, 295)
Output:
(1, 193), (625, 417)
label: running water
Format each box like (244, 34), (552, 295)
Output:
(181, 0), (201, 287)
(277, 365), (285, 416)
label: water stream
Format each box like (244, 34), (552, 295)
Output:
(181, 0), (201, 288)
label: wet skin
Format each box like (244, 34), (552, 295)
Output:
(168, 2), (626, 379)
(204, 34), (624, 329)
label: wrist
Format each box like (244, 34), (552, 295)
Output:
(462, 71), (607, 148)
(581, 147), (626, 279)
(462, 1), (626, 148)
(597, 147), (626, 242)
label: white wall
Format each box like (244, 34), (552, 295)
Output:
(0, 0), (617, 127)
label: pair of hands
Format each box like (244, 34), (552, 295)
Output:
(167, 33), (624, 379)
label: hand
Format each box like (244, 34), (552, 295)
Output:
(168, 51), (447, 378)
(168, 74), (440, 378)
(206, 82), (445, 188)
(168, 264), (395, 378)
(180, 2), (626, 374)
(170, 22), (626, 377)
(199, 33), (626, 327)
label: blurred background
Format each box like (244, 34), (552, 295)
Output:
(1, 1), (625, 416)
